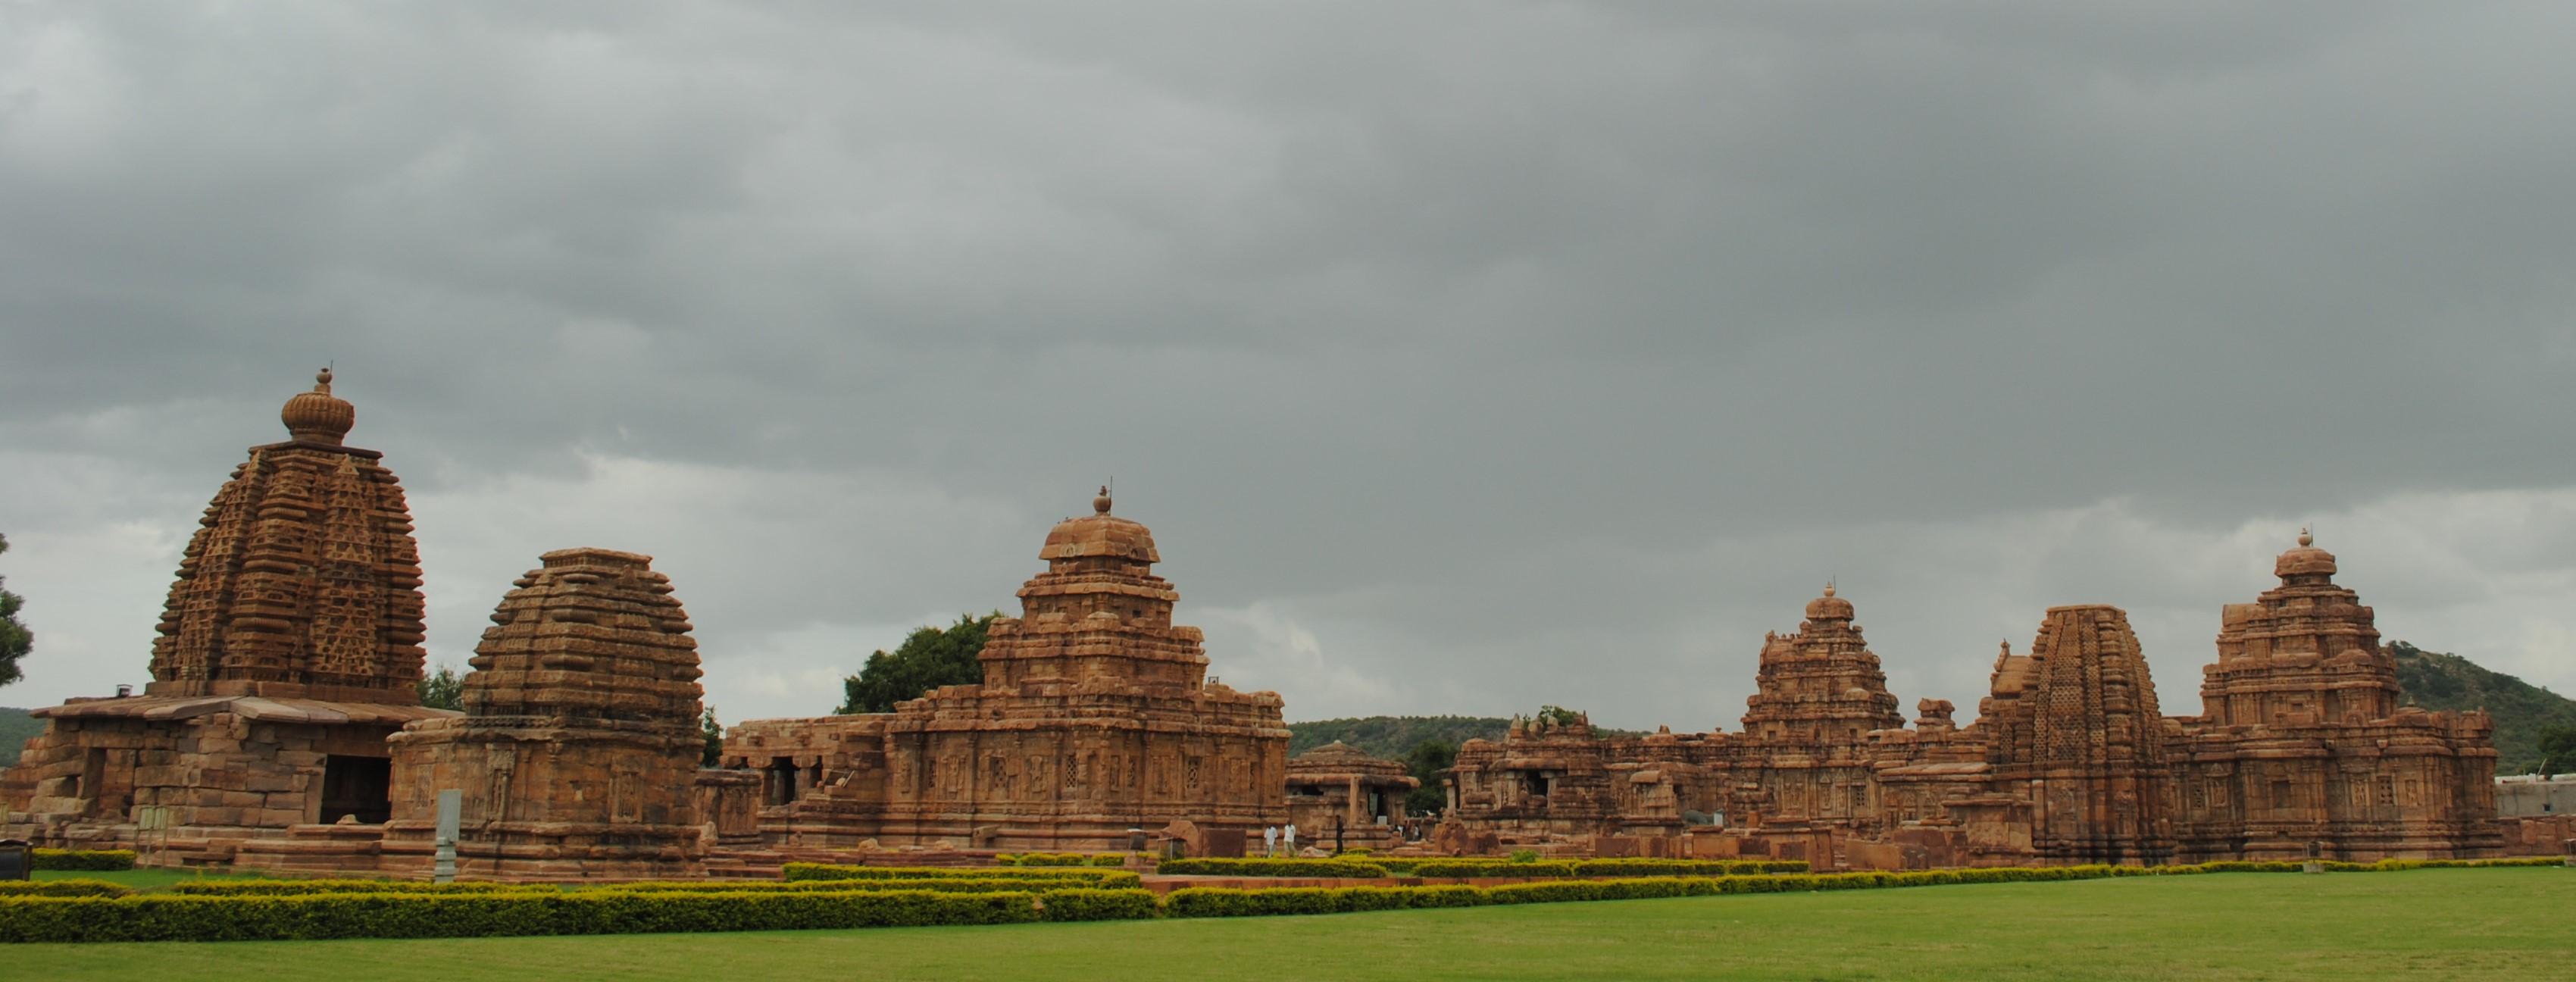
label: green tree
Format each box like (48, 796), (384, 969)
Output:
(835, 612), (999, 714)
(701, 705), (725, 767)
(1402, 738), (1456, 815)
(416, 663), (464, 711)
(2540, 724), (2576, 777)
(1535, 705), (1585, 727)
(1, 533), (34, 689)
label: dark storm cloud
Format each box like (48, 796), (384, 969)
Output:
(4, 2), (2571, 725)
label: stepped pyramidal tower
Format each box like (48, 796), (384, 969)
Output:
(1741, 584), (1906, 743)
(2169, 530), (2499, 861)
(3, 371), (453, 860)
(719, 488), (1291, 852)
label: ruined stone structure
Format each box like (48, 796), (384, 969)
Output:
(720, 489), (1291, 852)
(2, 371), (455, 862)
(373, 548), (709, 879)
(0, 370), (2514, 875)
(1284, 741), (1417, 851)
(1445, 535), (2501, 866)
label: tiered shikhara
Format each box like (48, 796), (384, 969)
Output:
(1, 371), (450, 862)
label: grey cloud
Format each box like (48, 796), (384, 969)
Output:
(5, 2), (2573, 726)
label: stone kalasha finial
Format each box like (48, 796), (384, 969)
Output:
(1094, 485), (1112, 514)
(280, 366), (356, 444)
(1823, 581), (1837, 597)
(2298, 526), (2313, 547)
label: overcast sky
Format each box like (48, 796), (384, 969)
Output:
(4, 2), (2571, 733)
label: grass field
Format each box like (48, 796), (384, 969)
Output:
(14, 868), (2571, 980)
(33, 868), (275, 890)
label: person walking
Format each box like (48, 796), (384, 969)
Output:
(1264, 824), (1279, 857)
(1283, 822), (1298, 855)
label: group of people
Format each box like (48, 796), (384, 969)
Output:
(1261, 823), (1299, 856)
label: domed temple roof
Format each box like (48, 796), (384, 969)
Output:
(1038, 487), (1160, 564)
(463, 547), (702, 727)
(280, 367), (356, 444)
(1805, 582), (1855, 622)
(2274, 527), (2337, 581)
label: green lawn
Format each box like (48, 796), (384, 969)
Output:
(34, 868), (281, 890)
(13, 868), (2571, 980)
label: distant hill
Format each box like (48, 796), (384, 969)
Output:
(2390, 642), (2576, 776)
(1, 706), (42, 768)
(1288, 716), (1509, 759)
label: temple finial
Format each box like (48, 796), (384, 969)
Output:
(2297, 525), (2312, 548)
(314, 366), (334, 394)
(1093, 485), (1112, 514)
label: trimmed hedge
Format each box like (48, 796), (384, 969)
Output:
(1406, 858), (1809, 879)
(29, 849), (136, 871)
(1160, 883), (1483, 918)
(1571, 858), (1809, 876)
(1158, 860), (2569, 919)
(996, 852), (1127, 868)
(169, 880), (551, 896)
(1155, 857), (1390, 877)
(611, 877), (1133, 896)
(0, 880), (133, 898)
(995, 852), (1089, 867)
(6, 854), (2557, 942)
(0, 889), (1039, 943)
(783, 862), (1135, 886)
(1036, 888), (1159, 922)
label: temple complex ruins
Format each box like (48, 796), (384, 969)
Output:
(1442, 532), (2504, 865)
(1285, 741), (1418, 851)
(0, 370), (2540, 872)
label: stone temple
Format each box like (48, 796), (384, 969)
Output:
(1440, 532), (2505, 866)
(1, 371), (453, 862)
(0, 370), (2548, 872)
(720, 489), (1292, 852)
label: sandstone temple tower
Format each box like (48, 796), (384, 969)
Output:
(3, 371), (454, 859)
(1741, 585), (1905, 744)
(1980, 605), (2174, 865)
(148, 368), (430, 702)
(721, 489), (1292, 852)
(382, 549), (709, 880)
(2169, 531), (2498, 861)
